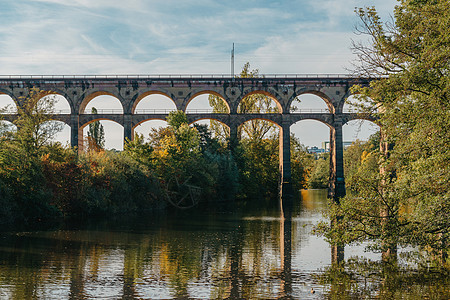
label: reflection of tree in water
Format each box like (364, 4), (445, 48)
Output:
(1, 209), (447, 299)
(316, 257), (450, 299)
(0, 209), (293, 298)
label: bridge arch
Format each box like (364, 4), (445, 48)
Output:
(34, 88), (77, 112)
(342, 94), (379, 123)
(0, 120), (17, 134)
(38, 93), (72, 114)
(133, 119), (168, 140)
(0, 93), (18, 113)
(343, 94), (361, 113)
(134, 116), (168, 126)
(290, 90), (335, 113)
(290, 114), (333, 128)
(79, 92), (124, 114)
(236, 117), (281, 142)
(343, 119), (380, 143)
(79, 118), (124, 151)
(237, 116), (281, 127)
(39, 115), (71, 127)
(291, 119), (332, 148)
(185, 91), (230, 113)
(187, 115), (229, 125)
(187, 116), (230, 142)
(191, 118), (230, 140)
(39, 120), (71, 146)
(290, 93), (331, 114)
(132, 91), (176, 114)
(238, 90), (282, 114)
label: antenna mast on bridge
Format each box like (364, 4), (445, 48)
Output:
(231, 43), (235, 79)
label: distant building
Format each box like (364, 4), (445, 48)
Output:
(307, 146), (325, 154)
(322, 141), (353, 151)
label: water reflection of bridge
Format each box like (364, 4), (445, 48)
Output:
(0, 75), (375, 200)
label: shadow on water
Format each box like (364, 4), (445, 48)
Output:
(0, 190), (448, 299)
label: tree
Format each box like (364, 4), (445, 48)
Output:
(208, 62), (280, 141)
(0, 88), (64, 222)
(148, 111), (219, 208)
(123, 133), (153, 165)
(87, 107), (105, 151)
(236, 63), (280, 140)
(317, 0), (450, 261)
(308, 154), (329, 189)
(290, 135), (315, 191)
(13, 88), (63, 156)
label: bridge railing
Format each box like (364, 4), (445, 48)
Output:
(1, 108), (334, 115)
(0, 74), (354, 80)
(290, 108), (331, 113)
(134, 109), (176, 114)
(185, 109), (225, 114)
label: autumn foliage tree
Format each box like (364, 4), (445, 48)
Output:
(316, 0), (450, 261)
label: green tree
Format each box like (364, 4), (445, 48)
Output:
(13, 89), (63, 157)
(0, 88), (63, 222)
(308, 154), (330, 189)
(123, 133), (153, 166)
(148, 111), (220, 208)
(87, 107), (105, 151)
(167, 110), (188, 129)
(236, 63), (279, 140)
(290, 135), (315, 191)
(343, 133), (379, 185)
(317, 0), (450, 261)
(208, 94), (229, 142)
(208, 62), (279, 141)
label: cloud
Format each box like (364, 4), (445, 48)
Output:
(240, 31), (355, 74)
(0, 0), (398, 75)
(29, 0), (149, 11)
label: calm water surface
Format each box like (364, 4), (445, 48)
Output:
(0, 190), (448, 299)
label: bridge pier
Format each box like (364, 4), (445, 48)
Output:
(228, 122), (239, 151)
(279, 120), (293, 214)
(124, 114), (133, 144)
(328, 122), (346, 263)
(328, 122), (346, 202)
(70, 114), (79, 149)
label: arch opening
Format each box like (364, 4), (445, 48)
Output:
(41, 120), (71, 146)
(343, 119), (380, 144)
(81, 119), (124, 151)
(0, 120), (17, 135)
(186, 92), (230, 113)
(133, 119), (169, 141)
(291, 119), (331, 153)
(238, 91), (281, 114)
(238, 118), (280, 141)
(343, 94), (374, 113)
(81, 94), (124, 114)
(133, 93), (176, 114)
(291, 120), (331, 190)
(191, 118), (230, 143)
(0, 94), (17, 114)
(39, 94), (71, 114)
(343, 119), (380, 185)
(290, 94), (331, 113)
(237, 118), (282, 198)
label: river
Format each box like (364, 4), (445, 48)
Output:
(0, 190), (448, 299)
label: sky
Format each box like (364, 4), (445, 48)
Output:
(0, 0), (398, 149)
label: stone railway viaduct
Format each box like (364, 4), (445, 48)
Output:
(0, 75), (374, 201)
